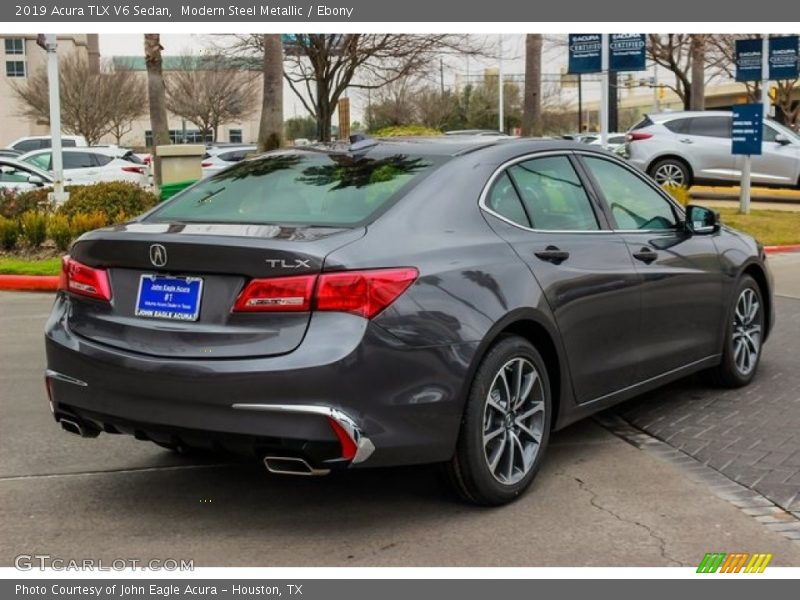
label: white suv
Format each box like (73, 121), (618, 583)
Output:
(6, 135), (88, 153)
(18, 147), (147, 186)
(625, 111), (800, 187)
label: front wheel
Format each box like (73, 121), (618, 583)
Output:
(706, 275), (765, 388)
(445, 335), (551, 506)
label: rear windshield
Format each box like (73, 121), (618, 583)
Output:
(630, 116), (654, 131)
(147, 152), (440, 226)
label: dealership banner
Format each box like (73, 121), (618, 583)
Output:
(2, 0), (800, 21)
(769, 35), (800, 80)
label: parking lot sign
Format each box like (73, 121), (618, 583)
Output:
(609, 34), (647, 72)
(731, 104), (763, 155)
(568, 34), (602, 74)
(736, 38), (763, 81)
(769, 35), (799, 80)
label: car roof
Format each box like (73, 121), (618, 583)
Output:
(19, 147), (127, 159)
(279, 137), (617, 162)
(648, 110), (732, 122)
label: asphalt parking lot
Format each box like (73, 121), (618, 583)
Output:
(1, 258), (800, 567)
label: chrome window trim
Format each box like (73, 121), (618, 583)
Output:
(477, 150), (615, 235)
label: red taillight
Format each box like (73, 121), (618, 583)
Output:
(233, 274), (316, 312)
(232, 268), (418, 318)
(201, 161), (213, 168)
(316, 268), (418, 319)
(58, 256), (112, 302)
(121, 166), (144, 174)
(626, 131), (653, 142)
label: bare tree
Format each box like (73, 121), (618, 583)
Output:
(145, 34), (170, 187)
(219, 34), (488, 142)
(521, 34), (544, 137)
(166, 54), (258, 142)
(11, 53), (142, 145)
(106, 62), (148, 145)
(258, 35), (284, 151)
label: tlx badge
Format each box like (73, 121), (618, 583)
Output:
(265, 258), (312, 269)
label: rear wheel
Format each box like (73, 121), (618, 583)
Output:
(445, 335), (551, 506)
(706, 275), (764, 388)
(649, 158), (692, 187)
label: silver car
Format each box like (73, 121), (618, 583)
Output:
(625, 110), (800, 187)
(201, 145), (258, 178)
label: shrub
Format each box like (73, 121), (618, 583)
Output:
(70, 211), (108, 238)
(19, 210), (48, 248)
(47, 214), (73, 252)
(0, 216), (19, 250)
(662, 184), (691, 206)
(370, 125), (443, 137)
(59, 181), (157, 223)
(0, 187), (52, 219)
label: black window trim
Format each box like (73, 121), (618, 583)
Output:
(478, 150), (614, 234)
(572, 151), (685, 233)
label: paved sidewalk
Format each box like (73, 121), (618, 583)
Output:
(617, 256), (800, 517)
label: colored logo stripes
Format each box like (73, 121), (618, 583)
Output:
(697, 552), (773, 573)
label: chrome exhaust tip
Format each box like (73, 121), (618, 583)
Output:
(263, 456), (330, 477)
(59, 417), (100, 438)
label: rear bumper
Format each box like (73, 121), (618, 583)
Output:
(45, 294), (477, 469)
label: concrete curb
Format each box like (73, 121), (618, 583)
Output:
(765, 244), (800, 255)
(0, 275), (59, 292)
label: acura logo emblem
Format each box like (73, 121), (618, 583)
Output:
(149, 244), (167, 267)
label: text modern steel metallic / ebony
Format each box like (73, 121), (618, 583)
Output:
(44, 138), (773, 505)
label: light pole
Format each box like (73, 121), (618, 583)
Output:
(498, 35), (504, 134)
(600, 33), (609, 148)
(38, 34), (67, 204)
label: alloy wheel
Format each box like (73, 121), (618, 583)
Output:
(653, 163), (686, 186)
(732, 288), (762, 376)
(482, 357), (546, 485)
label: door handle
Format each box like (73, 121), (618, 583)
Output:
(534, 245), (570, 264)
(632, 247), (658, 264)
(679, 138), (693, 144)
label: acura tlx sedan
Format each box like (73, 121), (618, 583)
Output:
(45, 137), (773, 505)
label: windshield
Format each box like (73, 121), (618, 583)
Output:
(767, 119), (800, 142)
(147, 152), (440, 227)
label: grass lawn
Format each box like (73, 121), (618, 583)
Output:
(0, 257), (61, 276)
(717, 208), (800, 246)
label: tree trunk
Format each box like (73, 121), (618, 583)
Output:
(689, 35), (705, 111)
(258, 35), (284, 152)
(521, 34), (543, 137)
(144, 34), (170, 188)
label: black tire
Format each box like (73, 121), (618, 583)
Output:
(445, 335), (552, 506)
(706, 275), (765, 388)
(648, 158), (692, 188)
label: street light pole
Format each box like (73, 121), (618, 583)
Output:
(600, 33), (609, 148)
(761, 34), (770, 113)
(498, 35), (504, 134)
(41, 34), (66, 204)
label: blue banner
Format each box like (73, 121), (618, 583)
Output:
(736, 38), (763, 82)
(731, 104), (763, 156)
(769, 35), (799, 80)
(609, 34), (647, 72)
(568, 34), (602, 74)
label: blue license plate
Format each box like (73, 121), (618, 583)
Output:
(135, 275), (203, 322)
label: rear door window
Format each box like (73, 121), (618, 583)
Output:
(13, 139), (41, 153)
(663, 118), (691, 134)
(63, 152), (97, 169)
(486, 172), (530, 227)
(688, 116), (732, 139)
(93, 153), (113, 166)
(26, 152), (51, 171)
(148, 152), (442, 226)
(507, 156), (600, 231)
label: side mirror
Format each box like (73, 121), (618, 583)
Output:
(685, 205), (720, 235)
(27, 174), (45, 187)
(774, 133), (792, 146)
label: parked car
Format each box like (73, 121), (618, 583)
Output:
(18, 147), (147, 187)
(0, 148), (23, 159)
(588, 133), (627, 152)
(0, 157), (53, 192)
(6, 135), (88, 153)
(45, 138), (773, 505)
(625, 110), (800, 187)
(560, 134), (598, 144)
(446, 129), (510, 137)
(201, 145), (258, 178)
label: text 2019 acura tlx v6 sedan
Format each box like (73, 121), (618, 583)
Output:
(45, 138), (773, 505)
